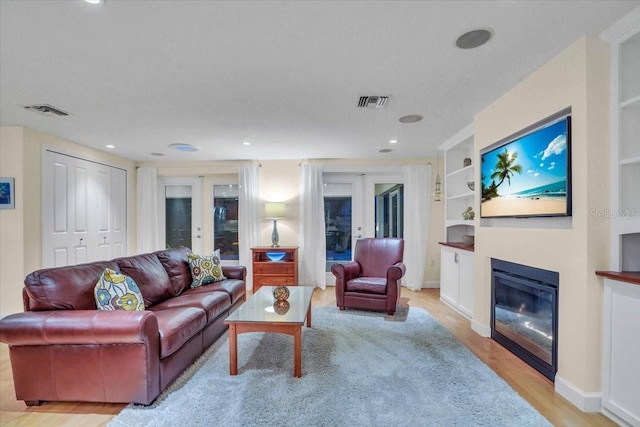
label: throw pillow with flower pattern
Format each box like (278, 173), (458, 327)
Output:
(187, 249), (226, 288)
(94, 268), (145, 311)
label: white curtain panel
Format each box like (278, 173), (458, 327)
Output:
(238, 164), (261, 291)
(136, 167), (160, 254)
(299, 164), (327, 289)
(402, 164), (431, 290)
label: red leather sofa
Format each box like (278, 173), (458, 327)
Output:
(0, 247), (246, 406)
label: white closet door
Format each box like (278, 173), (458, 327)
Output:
(42, 151), (127, 268)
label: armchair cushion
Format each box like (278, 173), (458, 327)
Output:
(345, 277), (387, 294)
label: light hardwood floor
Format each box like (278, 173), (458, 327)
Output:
(0, 288), (615, 426)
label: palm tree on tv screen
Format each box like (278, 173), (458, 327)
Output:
(490, 149), (523, 193)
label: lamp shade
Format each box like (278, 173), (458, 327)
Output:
(265, 202), (286, 219)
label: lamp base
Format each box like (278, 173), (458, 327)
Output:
(271, 219), (280, 247)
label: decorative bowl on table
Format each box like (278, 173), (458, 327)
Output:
(273, 285), (290, 301)
(266, 251), (286, 261)
(273, 300), (290, 315)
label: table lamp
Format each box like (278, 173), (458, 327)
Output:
(264, 202), (286, 247)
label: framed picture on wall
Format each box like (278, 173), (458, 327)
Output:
(0, 177), (15, 209)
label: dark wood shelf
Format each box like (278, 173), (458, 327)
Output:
(596, 270), (640, 286)
(439, 242), (474, 252)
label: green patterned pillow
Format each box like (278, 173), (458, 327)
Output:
(94, 268), (145, 311)
(187, 249), (226, 288)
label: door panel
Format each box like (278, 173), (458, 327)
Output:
(43, 151), (127, 267)
(158, 177), (203, 253)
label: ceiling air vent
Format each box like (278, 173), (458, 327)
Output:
(24, 104), (69, 117)
(357, 95), (389, 109)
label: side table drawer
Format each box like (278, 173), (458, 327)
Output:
(254, 263), (295, 275)
(255, 276), (296, 286)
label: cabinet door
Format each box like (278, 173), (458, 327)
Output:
(440, 247), (459, 304)
(458, 250), (475, 317)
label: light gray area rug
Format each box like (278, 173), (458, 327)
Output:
(109, 307), (551, 427)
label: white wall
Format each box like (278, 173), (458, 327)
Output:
(0, 127), (137, 316)
(473, 35), (610, 398)
(0, 127), (25, 318)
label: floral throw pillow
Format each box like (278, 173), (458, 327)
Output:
(94, 268), (145, 311)
(187, 249), (226, 288)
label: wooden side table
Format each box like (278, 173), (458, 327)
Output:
(251, 247), (298, 293)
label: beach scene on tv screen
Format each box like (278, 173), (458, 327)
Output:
(481, 119), (569, 217)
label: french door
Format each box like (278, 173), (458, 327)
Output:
(158, 177), (203, 253)
(324, 171), (404, 284)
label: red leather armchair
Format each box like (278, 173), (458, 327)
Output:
(331, 238), (406, 315)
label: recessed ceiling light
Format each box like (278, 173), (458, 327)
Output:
(85, 0), (102, 4)
(151, 152), (165, 156)
(169, 143), (199, 152)
(243, 141), (251, 146)
(399, 114), (423, 123)
(456, 28), (493, 49)
(379, 148), (392, 153)
(389, 140), (398, 144)
(106, 144), (114, 149)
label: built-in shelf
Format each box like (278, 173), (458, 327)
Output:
(439, 123), (475, 320)
(596, 270), (640, 286)
(620, 94), (640, 108)
(620, 156), (640, 165)
(599, 11), (640, 426)
(439, 242), (474, 252)
(447, 192), (474, 201)
(445, 219), (474, 227)
(446, 164), (474, 178)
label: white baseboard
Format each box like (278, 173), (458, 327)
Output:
(554, 375), (602, 413)
(471, 319), (491, 337)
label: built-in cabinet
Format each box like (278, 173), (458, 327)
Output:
(603, 9), (640, 272)
(440, 244), (474, 319)
(438, 123), (475, 319)
(599, 9), (640, 426)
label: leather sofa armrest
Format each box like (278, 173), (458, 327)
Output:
(0, 310), (159, 347)
(388, 262), (406, 281)
(222, 265), (246, 281)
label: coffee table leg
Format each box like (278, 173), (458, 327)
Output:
(306, 304), (312, 328)
(229, 324), (238, 375)
(294, 325), (301, 378)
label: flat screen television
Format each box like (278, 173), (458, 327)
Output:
(480, 111), (571, 218)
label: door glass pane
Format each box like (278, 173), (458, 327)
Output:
(214, 185), (239, 260)
(375, 183), (403, 238)
(324, 183), (353, 272)
(165, 185), (192, 249)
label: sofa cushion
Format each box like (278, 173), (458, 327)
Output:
(151, 307), (206, 359)
(156, 247), (192, 296)
(149, 291), (230, 323)
(187, 250), (226, 288)
(116, 253), (174, 308)
(94, 269), (145, 311)
(183, 279), (245, 305)
(24, 261), (120, 311)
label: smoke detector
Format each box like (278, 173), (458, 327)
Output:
(357, 95), (390, 109)
(24, 104), (69, 117)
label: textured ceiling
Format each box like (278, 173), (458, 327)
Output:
(1, 1), (638, 162)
